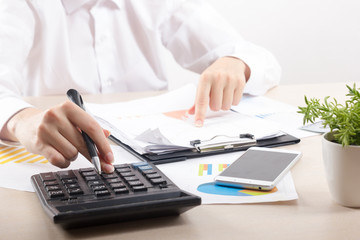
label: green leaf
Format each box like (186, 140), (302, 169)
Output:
(298, 83), (360, 146)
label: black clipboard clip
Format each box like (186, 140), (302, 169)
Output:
(190, 133), (257, 153)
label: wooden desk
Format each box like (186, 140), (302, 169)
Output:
(1, 82), (360, 240)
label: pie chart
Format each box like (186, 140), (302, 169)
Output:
(197, 182), (277, 196)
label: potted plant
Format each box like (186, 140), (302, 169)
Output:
(298, 84), (360, 207)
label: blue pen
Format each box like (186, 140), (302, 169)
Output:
(67, 89), (102, 174)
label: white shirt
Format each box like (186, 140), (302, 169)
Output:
(0, 0), (281, 131)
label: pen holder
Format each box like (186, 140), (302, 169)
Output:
(322, 131), (360, 208)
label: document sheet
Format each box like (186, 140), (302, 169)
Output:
(0, 83), (311, 204)
(86, 84), (302, 155)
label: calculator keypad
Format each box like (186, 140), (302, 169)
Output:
(39, 162), (176, 201)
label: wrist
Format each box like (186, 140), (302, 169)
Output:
(223, 56), (251, 82)
(1, 107), (40, 142)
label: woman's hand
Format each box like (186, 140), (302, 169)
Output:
(188, 56), (251, 127)
(3, 101), (115, 173)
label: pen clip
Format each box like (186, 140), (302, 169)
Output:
(190, 133), (257, 153)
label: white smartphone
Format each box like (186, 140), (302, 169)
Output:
(214, 147), (302, 191)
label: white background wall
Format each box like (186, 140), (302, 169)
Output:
(167, 0), (360, 90)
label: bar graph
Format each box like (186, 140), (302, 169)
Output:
(198, 163), (229, 176)
(0, 146), (47, 165)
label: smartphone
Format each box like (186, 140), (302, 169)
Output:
(214, 147), (302, 191)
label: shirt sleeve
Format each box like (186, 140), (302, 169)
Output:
(0, 0), (35, 134)
(159, 0), (281, 95)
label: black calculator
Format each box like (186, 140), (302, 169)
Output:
(31, 161), (201, 228)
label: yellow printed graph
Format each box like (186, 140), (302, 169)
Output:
(0, 145), (48, 165)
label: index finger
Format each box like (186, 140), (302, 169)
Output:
(194, 78), (212, 127)
(64, 102), (114, 165)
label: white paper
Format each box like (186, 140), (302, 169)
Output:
(87, 85), (284, 155)
(300, 121), (330, 133)
(87, 84), (197, 117)
(232, 95), (320, 139)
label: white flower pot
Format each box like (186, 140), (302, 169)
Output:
(322, 132), (360, 207)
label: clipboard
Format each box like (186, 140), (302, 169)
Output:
(108, 132), (300, 165)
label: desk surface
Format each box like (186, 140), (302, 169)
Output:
(2, 82), (360, 240)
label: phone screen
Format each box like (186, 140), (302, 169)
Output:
(219, 149), (299, 182)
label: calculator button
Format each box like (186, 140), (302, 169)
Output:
(106, 178), (121, 184)
(40, 172), (56, 182)
(115, 167), (131, 173)
(43, 180), (58, 186)
(81, 171), (97, 177)
(101, 173), (118, 179)
(58, 170), (76, 179)
(132, 185), (147, 192)
(146, 173), (161, 179)
(62, 178), (77, 184)
(48, 190), (65, 198)
(120, 172), (135, 177)
(127, 180), (143, 187)
(113, 187), (129, 194)
(150, 178), (167, 185)
(110, 182), (125, 189)
(94, 190), (110, 197)
(142, 169), (157, 175)
(46, 185), (61, 191)
(115, 164), (129, 168)
(87, 180), (104, 186)
(124, 176), (139, 182)
(138, 165), (152, 171)
(79, 168), (94, 173)
(65, 183), (80, 189)
(92, 185), (107, 191)
(84, 175), (100, 181)
(131, 162), (149, 169)
(132, 162), (149, 167)
(68, 188), (83, 196)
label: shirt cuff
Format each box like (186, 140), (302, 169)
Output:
(227, 45), (281, 96)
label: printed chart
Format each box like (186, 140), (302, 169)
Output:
(0, 145), (53, 192)
(0, 146), (47, 165)
(198, 163), (231, 176)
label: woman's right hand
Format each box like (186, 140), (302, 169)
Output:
(2, 101), (115, 173)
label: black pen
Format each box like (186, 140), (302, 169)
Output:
(67, 89), (102, 174)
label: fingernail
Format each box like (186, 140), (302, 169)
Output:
(195, 120), (203, 127)
(103, 163), (114, 173)
(105, 152), (114, 163)
(69, 153), (78, 162)
(104, 129), (111, 138)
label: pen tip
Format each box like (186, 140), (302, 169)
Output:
(92, 156), (102, 174)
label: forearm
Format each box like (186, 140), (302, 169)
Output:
(161, 1), (280, 94)
(0, 1), (37, 141)
(0, 107), (41, 142)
